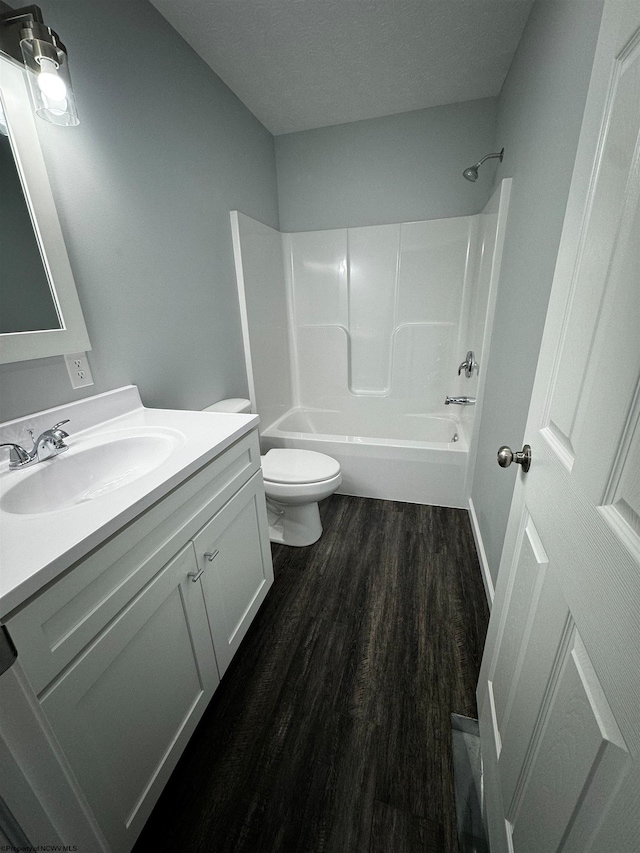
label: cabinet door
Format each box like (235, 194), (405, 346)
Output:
(193, 471), (274, 676)
(39, 545), (219, 853)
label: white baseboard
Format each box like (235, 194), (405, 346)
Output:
(468, 497), (494, 609)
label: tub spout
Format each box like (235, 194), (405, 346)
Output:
(445, 396), (476, 405)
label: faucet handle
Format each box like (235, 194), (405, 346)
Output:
(50, 420), (70, 442)
(0, 443), (30, 468)
(457, 350), (478, 378)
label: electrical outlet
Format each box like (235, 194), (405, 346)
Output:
(64, 351), (94, 389)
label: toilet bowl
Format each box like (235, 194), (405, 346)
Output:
(204, 400), (342, 547)
(261, 449), (342, 547)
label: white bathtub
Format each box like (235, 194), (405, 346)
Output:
(260, 408), (468, 507)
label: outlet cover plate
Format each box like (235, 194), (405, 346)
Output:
(64, 352), (94, 389)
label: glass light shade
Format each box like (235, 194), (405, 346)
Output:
(0, 100), (8, 136)
(20, 38), (79, 126)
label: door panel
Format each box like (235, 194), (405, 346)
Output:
(495, 518), (571, 808)
(40, 545), (218, 852)
(509, 632), (629, 853)
(601, 401), (640, 557)
(478, 3), (640, 850)
(490, 512), (549, 741)
(573, 186), (640, 505)
(194, 472), (274, 676)
(543, 27), (640, 471)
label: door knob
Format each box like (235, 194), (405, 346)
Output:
(497, 444), (531, 472)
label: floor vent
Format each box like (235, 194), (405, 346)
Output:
(452, 713), (489, 853)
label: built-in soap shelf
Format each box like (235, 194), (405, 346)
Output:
(296, 321), (457, 401)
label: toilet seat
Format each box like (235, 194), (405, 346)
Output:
(261, 449), (340, 484)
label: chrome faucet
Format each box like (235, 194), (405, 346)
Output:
(458, 350), (478, 378)
(1, 420), (70, 469)
(445, 396), (476, 406)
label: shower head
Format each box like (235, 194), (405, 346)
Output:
(463, 148), (504, 182)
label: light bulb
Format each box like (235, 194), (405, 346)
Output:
(37, 57), (67, 101)
(42, 96), (69, 117)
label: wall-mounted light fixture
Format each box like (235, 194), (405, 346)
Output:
(0, 2), (78, 126)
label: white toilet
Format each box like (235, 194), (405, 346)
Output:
(204, 399), (342, 547)
(260, 448), (341, 546)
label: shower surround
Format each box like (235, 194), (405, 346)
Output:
(231, 180), (510, 506)
(285, 218), (471, 410)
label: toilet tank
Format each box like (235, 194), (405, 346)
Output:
(203, 398), (252, 414)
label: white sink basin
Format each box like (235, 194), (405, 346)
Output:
(1, 428), (183, 515)
(0, 385), (260, 619)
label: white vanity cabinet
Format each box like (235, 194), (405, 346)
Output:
(3, 429), (273, 853)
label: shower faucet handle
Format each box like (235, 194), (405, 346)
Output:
(457, 351), (478, 378)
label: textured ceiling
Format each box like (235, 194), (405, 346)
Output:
(149, 0), (533, 136)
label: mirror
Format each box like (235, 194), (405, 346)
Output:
(0, 127), (62, 332)
(0, 53), (90, 363)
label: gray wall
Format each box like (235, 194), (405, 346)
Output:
(471, 0), (604, 585)
(0, 0), (278, 422)
(275, 98), (498, 231)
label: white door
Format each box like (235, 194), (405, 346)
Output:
(477, 3), (640, 852)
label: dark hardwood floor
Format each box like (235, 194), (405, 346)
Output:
(133, 495), (489, 853)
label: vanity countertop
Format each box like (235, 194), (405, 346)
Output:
(0, 386), (259, 619)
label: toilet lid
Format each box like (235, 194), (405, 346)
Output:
(262, 449), (340, 484)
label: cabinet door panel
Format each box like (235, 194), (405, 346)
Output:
(40, 545), (218, 853)
(194, 472), (274, 675)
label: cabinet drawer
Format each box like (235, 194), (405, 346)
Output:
(39, 543), (219, 853)
(193, 471), (274, 676)
(7, 430), (260, 695)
